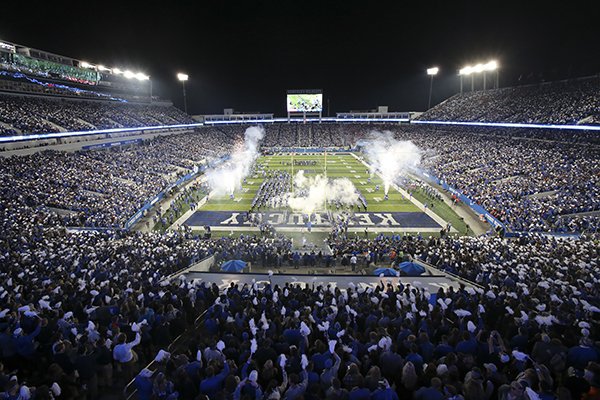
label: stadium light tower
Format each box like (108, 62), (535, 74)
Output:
(459, 60), (499, 92)
(177, 73), (189, 114)
(426, 67), (439, 110)
(484, 60), (499, 89)
(459, 66), (473, 94)
(134, 72), (152, 103)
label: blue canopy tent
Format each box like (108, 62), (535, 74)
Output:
(373, 267), (399, 277)
(398, 261), (426, 276)
(220, 259), (246, 273)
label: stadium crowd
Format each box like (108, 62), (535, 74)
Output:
(2, 187), (599, 400)
(1, 202), (599, 400)
(1, 53), (100, 86)
(0, 78), (599, 399)
(136, 231), (600, 400)
(0, 129), (238, 228)
(2, 114), (598, 235)
(0, 218), (293, 398)
(396, 126), (600, 233)
(260, 124), (365, 148)
(0, 138), (292, 396)
(2, 116), (598, 235)
(0, 94), (194, 136)
(418, 76), (600, 125)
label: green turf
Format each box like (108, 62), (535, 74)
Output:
(200, 153), (419, 213)
(153, 188), (206, 233)
(410, 188), (472, 235)
(156, 153), (470, 238)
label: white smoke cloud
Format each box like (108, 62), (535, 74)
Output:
(362, 130), (421, 194)
(205, 126), (264, 195)
(286, 171), (358, 214)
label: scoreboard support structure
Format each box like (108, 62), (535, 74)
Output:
(287, 110), (322, 123)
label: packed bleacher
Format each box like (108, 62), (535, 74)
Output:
(0, 218), (292, 398)
(135, 232), (599, 400)
(0, 129), (239, 228)
(1, 52), (100, 86)
(0, 75), (599, 399)
(396, 126), (600, 234)
(418, 76), (600, 125)
(261, 124), (367, 148)
(0, 93), (194, 136)
(1, 185), (599, 400)
(2, 114), (599, 235)
(2, 118), (597, 234)
(1, 211), (599, 399)
(0, 123), (291, 396)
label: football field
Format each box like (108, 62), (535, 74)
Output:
(200, 153), (418, 212)
(183, 153), (449, 233)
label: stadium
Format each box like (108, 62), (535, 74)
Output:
(1, 5), (600, 400)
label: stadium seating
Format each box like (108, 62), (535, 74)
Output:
(2, 219), (597, 398)
(0, 130), (238, 227)
(1, 52), (100, 85)
(0, 93), (194, 136)
(418, 76), (600, 125)
(0, 82), (599, 399)
(398, 125), (600, 233)
(1, 121), (598, 234)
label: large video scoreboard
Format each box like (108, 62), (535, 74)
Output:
(286, 89), (323, 113)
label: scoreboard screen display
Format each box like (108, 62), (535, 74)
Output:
(286, 93), (323, 112)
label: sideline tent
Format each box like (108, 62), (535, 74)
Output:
(373, 267), (399, 277)
(398, 261), (426, 276)
(220, 259), (246, 273)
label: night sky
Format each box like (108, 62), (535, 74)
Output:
(2, 1), (599, 115)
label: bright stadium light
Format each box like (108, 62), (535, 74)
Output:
(80, 61), (92, 69)
(459, 60), (500, 92)
(427, 67), (439, 76)
(97, 65), (109, 71)
(482, 60), (499, 89)
(485, 60), (498, 71)
(459, 66), (473, 76)
(426, 67), (439, 110)
(113, 68), (123, 75)
(123, 70), (136, 79)
(133, 73), (152, 104)
(177, 73), (189, 114)
(459, 66), (472, 94)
